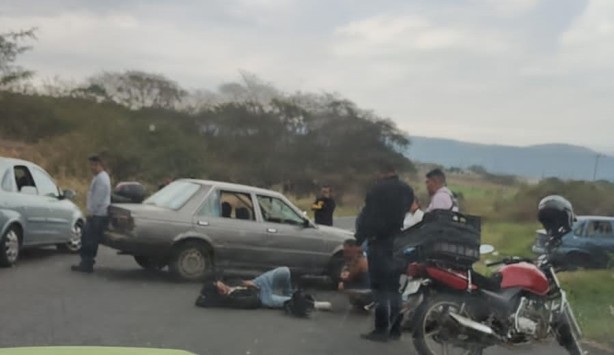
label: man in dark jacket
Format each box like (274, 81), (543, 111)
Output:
(355, 165), (414, 342)
(311, 185), (336, 226)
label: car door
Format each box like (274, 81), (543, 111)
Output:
(8, 165), (53, 245)
(30, 166), (73, 243)
(193, 188), (269, 271)
(254, 194), (329, 273)
(587, 220), (614, 253)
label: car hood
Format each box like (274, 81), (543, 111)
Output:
(0, 347), (195, 355)
(316, 224), (354, 241)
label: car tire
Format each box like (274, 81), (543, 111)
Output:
(134, 255), (167, 270)
(0, 225), (21, 267)
(57, 222), (83, 253)
(168, 241), (211, 281)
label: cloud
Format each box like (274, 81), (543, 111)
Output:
(2, 0), (614, 151)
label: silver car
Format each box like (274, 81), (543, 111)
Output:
(0, 157), (85, 267)
(104, 179), (353, 281)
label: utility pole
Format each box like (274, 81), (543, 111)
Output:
(593, 153), (604, 181)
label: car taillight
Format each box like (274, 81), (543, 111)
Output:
(407, 262), (425, 278)
(110, 211), (134, 231)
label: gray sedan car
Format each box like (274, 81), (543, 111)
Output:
(104, 179), (353, 281)
(0, 157), (85, 267)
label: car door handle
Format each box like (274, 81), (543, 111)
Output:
(197, 221), (209, 226)
(267, 228), (277, 233)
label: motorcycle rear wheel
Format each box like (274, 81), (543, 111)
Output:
(412, 295), (484, 355)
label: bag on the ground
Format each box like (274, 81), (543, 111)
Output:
(283, 290), (315, 318)
(195, 282), (261, 310)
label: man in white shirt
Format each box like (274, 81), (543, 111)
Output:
(71, 155), (111, 273)
(425, 169), (459, 212)
(403, 197), (424, 229)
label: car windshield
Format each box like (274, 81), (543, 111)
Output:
(143, 181), (200, 210)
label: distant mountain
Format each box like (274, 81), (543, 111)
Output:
(405, 136), (614, 181)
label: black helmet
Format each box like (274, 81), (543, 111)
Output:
(537, 195), (575, 237)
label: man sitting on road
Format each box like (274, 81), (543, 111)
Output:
(338, 239), (373, 310)
(425, 169), (459, 212)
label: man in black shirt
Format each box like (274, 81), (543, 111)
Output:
(311, 185), (336, 226)
(355, 165), (414, 342)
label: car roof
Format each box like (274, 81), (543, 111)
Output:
(576, 215), (614, 221)
(0, 156), (36, 166)
(0, 156), (41, 171)
(182, 179), (284, 197)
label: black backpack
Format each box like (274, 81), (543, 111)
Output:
(195, 282), (261, 310)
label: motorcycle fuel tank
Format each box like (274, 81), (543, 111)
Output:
(499, 262), (549, 296)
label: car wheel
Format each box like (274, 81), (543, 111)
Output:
(0, 225), (21, 267)
(134, 255), (167, 270)
(168, 241), (211, 281)
(57, 222), (83, 253)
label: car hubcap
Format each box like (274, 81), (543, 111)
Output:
(67, 224), (82, 251)
(4, 230), (19, 263)
(181, 249), (205, 276)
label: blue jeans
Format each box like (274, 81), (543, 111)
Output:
(253, 267), (293, 308)
(80, 216), (108, 267)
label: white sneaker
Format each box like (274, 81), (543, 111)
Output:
(314, 301), (332, 311)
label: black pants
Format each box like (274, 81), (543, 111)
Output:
(79, 216), (108, 267)
(368, 240), (401, 334)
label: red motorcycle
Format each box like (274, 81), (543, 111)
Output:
(399, 196), (584, 355)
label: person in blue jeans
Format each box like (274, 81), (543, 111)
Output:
(245, 266), (293, 308)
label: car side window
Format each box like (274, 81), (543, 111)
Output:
(1, 169), (14, 192)
(198, 190), (255, 221)
(585, 221), (614, 238)
(572, 222), (585, 237)
(14, 165), (37, 193)
(30, 167), (60, 197)
(256, 195), (304, 226)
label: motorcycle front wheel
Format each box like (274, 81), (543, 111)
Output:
(555, 304), (584, 355)
(412, 295), (483, 355)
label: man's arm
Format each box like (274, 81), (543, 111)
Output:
(311, 198), (324, 211)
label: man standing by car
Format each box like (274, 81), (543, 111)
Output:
(72, 155), (111, 273)
(311, 185), (336, 226)
(425, 168), (459, 212)
(355, 164), (414, 342)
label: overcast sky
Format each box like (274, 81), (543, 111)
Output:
(2, 0), (614, 151)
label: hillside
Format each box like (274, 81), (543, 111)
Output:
(406, 136), (614, 181)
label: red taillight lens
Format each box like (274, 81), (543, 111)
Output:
(407, 262), (424, 277)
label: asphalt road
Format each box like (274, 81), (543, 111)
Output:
(0, 217), (609, 355)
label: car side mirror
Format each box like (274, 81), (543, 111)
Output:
(20, 186), (38, 195)
(302, 218), (312, 228)
(62, 189), (76, 200)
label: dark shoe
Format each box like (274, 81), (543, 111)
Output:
(360, 331), (389, 343)
(71, 264), (93, 273)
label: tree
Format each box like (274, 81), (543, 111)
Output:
(87, 70), (186, 109)
(0, 28), (37, 89)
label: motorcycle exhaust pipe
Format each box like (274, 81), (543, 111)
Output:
(449, 312), (495, 336)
